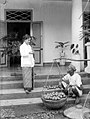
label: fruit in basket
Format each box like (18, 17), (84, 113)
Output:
(43, 91), (66, 101)
(46, 85), (60, 90)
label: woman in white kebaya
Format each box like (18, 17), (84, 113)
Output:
(20, 34), (35, 94)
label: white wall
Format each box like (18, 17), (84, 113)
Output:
(1, 0), (72, 63)
(40, 1), (72, 62)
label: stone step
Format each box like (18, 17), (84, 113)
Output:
(0, 72), (90, 81)
(0, 79), (59, 89)
(10, 72), (90, 77)
(0, 75), (63, 81)
(82, 78), (90, 85)
(0, 76), (60, 82)
(0, 87), (43, 100)
(0, 97), (42, 107)
(0, 78), (90, 89)
(0, 87), (64, 100)
(1, 72), (90, 81)
(0, 93), (89, 107)
(0, 85), (90, 100)
(83, 85), (90, 94)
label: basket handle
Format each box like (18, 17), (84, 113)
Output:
(42, 62), (54, 95)
(42, 59), (64, 95)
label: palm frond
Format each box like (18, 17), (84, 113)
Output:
(63, 41), (69, 44)
(55, 41), (69, 48)
(55, 45), (61, 48)
(65, 45), (69, 47)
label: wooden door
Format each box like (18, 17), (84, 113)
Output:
(32, 21), (43, 66)
(0, 20), (7, 67)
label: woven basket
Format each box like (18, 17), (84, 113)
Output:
(41, 61), (67, 109)
(41, 96), (67, 109)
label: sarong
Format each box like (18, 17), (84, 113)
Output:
(62, 81), (82, 96)
(22, 67), (32, 89)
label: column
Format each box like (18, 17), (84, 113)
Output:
(85, 42), (90, 73)
(0, 3), (5, 21)
(72, 0), (84, 71)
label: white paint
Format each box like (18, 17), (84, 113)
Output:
(0, 87), (59, 94)
(72, 0), (84, 71)
(0, 0), (72, 63)
(0, 87), (43, 94)
(0, 78), (59, 84)
(0, 80), (22, 84)
(0, 3), (5, 21)
(0, 97), (42, 106)
(0, 0), (86, 65)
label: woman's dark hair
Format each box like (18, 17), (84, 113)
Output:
(22, 34), (30, 42)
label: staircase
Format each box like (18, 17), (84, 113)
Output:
(0, 67), (90, 107)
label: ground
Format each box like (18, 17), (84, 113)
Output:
(1, 103), (75, 119)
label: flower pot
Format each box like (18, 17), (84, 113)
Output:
(60, 52), (65, 66)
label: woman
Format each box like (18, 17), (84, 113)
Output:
(20, 34), (35, 94)
(60, 64), (83, 104)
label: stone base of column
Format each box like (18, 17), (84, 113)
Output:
(85, 66), (90, 73)
(71, 54), (80, 72)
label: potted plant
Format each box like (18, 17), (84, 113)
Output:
(1, 32), (36, 67)
(55, 41), (69, 65)
(1, 32), (21, 56)
(1, 33), (36, 56)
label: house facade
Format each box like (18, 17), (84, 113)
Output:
(0, 0), (90, 72)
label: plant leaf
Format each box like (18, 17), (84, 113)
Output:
(55, 45), (61, 48)
(63, 41), (69, 44)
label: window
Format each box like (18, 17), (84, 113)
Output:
(6, 10), (32, 21)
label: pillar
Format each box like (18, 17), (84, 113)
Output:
(0, 3), (5, 21)
(85, 42), (90, 73)
(72, 0), (84, 71)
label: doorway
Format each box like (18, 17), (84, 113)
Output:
(7, 21), (43, 67)
(0, 10), (43, 67)
(7, 22), (30, 67)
